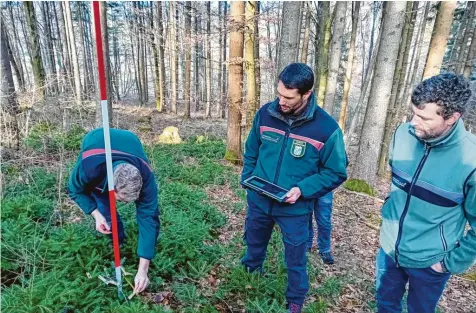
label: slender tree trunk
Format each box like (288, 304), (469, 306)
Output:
(44, 2), (58, 94)
(78, 3), (89, 97)
(323, 1), (346, 115)
(24, 2), (45, 98)
(344, 29), (381, 147)
(255, 1), (261, 109)
(277, 2), (301, 74)
(225, 1), (245, 164)
(64, 1), (82, 106)
(403, 1), (430, 110)
(339, 2), (360, 131)
(205, 2), (212, 117)
(352, 2), (406, 186)
(170, 1), (177, 114)
(245, 1), (257, 135)
(463, 20), (476, 78)
(423, 1), (457, 79)
(300, 3), (311, 63)
(57, 2), (71, 87)
(448, 2), (470, 71)
(153, 2), (165, 112)
(317, 1), (331, 106)
(217, 2), (223, 116)
(221, 2), (228, 119)
(194, 3), (200, 112)
(1, 21), (20, 149)
(377, 1), (417, 176)
(7, 6), (27, 90)
(2, 22), (24, 92)
(456, 3), (476, 74)
(184, 1), (192, 118)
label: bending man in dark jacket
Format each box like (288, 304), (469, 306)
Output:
(68, 128), (160, 294)
(241, 63), (348, 313)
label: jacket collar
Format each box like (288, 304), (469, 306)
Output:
(267, 91), (317, 126)
(409, 119), (466, 148)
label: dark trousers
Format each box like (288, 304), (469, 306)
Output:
(376, 248), (450, 313)
(241, 202), (311, 305)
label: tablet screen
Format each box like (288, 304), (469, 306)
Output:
(244, 176), (289, 201)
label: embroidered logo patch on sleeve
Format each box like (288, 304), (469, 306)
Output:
(290, 139), (306, 157)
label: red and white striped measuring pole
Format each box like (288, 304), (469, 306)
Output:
(92, 1), (123, 297)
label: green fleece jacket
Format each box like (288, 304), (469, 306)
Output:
(381, 120), (476, 274)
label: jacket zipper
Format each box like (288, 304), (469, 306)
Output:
(274, 128), (291, 184)
(439, 223), (447, 251)
(394, 145), (431, 266)
(270, 128), (290, 217)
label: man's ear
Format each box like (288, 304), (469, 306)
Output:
(303, 90), (312, 101)
(446, 112), (461, 126)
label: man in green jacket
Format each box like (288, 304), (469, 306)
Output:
(241, 63), (348, 313)
(68, 128), (160, 295)
(377, 73), (475, 313)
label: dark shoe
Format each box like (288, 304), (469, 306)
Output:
(319, 251), (335, 265)
(287, 302), (302, 313)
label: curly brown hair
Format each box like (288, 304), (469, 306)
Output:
(411, 73), (472, 119)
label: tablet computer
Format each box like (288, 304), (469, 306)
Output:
(242, 176), (289, 203)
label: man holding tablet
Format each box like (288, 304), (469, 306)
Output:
(241, 63), (348, 313)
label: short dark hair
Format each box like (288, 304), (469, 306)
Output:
(278, 63), (314, 95)
(411, 73), (472, 119)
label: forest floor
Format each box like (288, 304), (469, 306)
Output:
(1, 102), (475, 313)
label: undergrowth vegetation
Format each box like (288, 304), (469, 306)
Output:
(1, 125), (342, 313)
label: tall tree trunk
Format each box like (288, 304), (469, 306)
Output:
(463, 20), (476, 78)
(7, 6), (27, 90)
(24, 2), (45, 98)
(53, 2), (66, 92)
(78, 3), (89, 97)
(205, 2), (212, 117)
(100, 2), (112, 121)
(317, 1), (331, 106)
(255, 1), (261, 109)
(352, 2), (406, 186)
(277, 2), (301, 74)
(217, 2), (223, 116)
(57, 2), (71, 87)
(170, 1), (177, 114)
(2, 21), (24, 92)
(43, 2), (58, 94)
(194, 3), (200, 112)
(448, 2), (470, 71)
(338, 2), (360, 131)
(456, 3), (476, 74)
(323, 1), (346, 115)
(245, 1), (257, 135)
(184, 1), (192, 118)
(64, 1), (82, 106)
(221, 2), (228, 119)
(402, 2), (430, 111)
(344, 29), (382, 147)
(1, 22), (20, 150)
(300, 3), (311, 63)
(377, 1), (417, 177)
(225, 1), (245, 164)
(153, 2), (165, 112)
(423, 1), (457, 79)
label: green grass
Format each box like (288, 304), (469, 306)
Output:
(1, 129), (337, 312)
